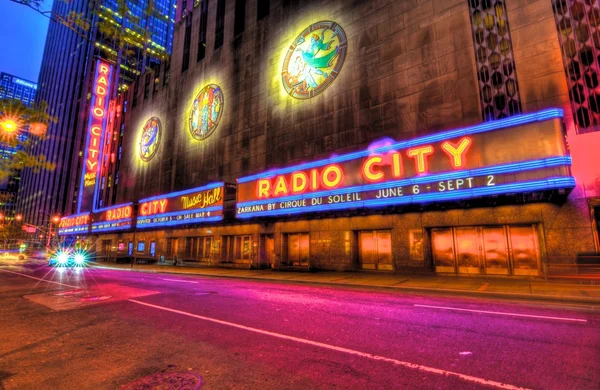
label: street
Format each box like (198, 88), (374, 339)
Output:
(0, 259), (599, 390)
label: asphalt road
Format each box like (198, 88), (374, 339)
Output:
(0, 259), (599, 390)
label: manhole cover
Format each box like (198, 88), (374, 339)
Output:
(78, 295), (112, 302)
(122, 372), (203, 390)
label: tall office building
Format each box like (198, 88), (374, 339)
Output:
(0, 72), (37, 221)
(17, 0), (176, 230)
(0, 73), (37, 106)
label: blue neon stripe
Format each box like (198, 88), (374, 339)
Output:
(236, 177), (575, 218)
(236, 156), (571, 208)
(136, 215), (223, 229)
(139, 182), (224, 203)
(237, 109), (564, 183)
(61, 212), (91, 219)
(93, 202), (133, 212)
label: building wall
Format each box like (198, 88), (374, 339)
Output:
(98, 0), (600, 272)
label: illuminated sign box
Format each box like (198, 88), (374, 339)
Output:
(58, 213), (90, 236)
(91, 203), (133, 233)
(78, 59), (113, 213)
(236, 109), (575, 218)
(136, 182), (228, 229)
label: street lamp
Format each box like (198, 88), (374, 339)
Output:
(47, 214), (60, 247)
(15, 214), (22, 222)
(0, 118), (18, 133)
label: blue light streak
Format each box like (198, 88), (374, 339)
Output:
(236, 177), (575, 218)
(236, 156), (571, 208)
(238, 109), (564, 183)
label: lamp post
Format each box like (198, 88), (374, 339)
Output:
(46, 215), (60, 248)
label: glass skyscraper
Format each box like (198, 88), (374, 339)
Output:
(17, 0), (176, 229)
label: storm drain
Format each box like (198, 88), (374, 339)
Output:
(122, 372), (203, 389)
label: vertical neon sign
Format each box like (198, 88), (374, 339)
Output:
(78, 59), (113, 213)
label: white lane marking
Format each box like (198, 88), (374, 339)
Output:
(0, 268), (80, 289)
(129, 299), (528, 390)
(414, 304), (588, 323)
(161, 278), (198, 284)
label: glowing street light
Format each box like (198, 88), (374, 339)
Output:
(15, 214), (22, 222)
(0, 118), (18, 133)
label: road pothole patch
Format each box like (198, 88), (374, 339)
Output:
(24, 283), (158, 311)
(121, 372), (203, 389)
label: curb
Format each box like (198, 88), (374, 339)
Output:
(89, 264), (600, 306)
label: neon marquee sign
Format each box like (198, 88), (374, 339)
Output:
(136, 183), (226, 229)
(236, 109), (575, 218)
(58, 213), (90, 235)
(78, 59), (113, 213)
(91, 203), (133, 233)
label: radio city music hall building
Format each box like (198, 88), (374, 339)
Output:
(59, 0), (600, 277)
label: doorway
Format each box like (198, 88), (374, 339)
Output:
(358, 230), (393, 271)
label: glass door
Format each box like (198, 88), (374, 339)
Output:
(509, 226), (540, 276)
(482, 227), (510, 275)
(431, 228), (456, 273)
(455, 227), (482, 274)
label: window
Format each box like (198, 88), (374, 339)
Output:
(234, 0), (246, 36)
(128, 241), (133, 256)
(132, 80), (139, 107)
(144, 73), (150, 99)
(137, 241), (145, 253)
(182, 15), (192, 72)
(469, 0), (522, 121)
(150, 241), (156, 257)
(553, 0), (600, 133)
(197, 0), (209, 61)
(163, 60), (170, 86)
(153, 66), (160, 92)
(215, 0), (226, 49)
(234, 235), (251, 261)
(257, 0), (269, 20)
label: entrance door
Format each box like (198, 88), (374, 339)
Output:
(359, 231), (393, 271)
(508, 226), (540, 276)
(455, 227), (481, 274)
(287, 233), (309, 266)
(431, 228), (456, 273)
(432, 225), (540, 276)
(482, 227), (510, 275)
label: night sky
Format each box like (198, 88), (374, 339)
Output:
(0, 0), (51, 82)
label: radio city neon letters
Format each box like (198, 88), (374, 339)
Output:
(84, 60), (112, 187)
(59, 214), (89, 228)
(106, 205), (132, 221)
(140, 199), (168, 216)
(255, 137), (472, 199)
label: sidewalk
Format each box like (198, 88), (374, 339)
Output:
(89, 261), (600, 305)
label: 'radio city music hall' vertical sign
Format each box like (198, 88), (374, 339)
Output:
(78, 59), (113, 212)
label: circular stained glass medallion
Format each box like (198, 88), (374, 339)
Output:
(139, 117), (161, 162)
(281, 21), (348, 99)
(189, 84), (224, 140)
